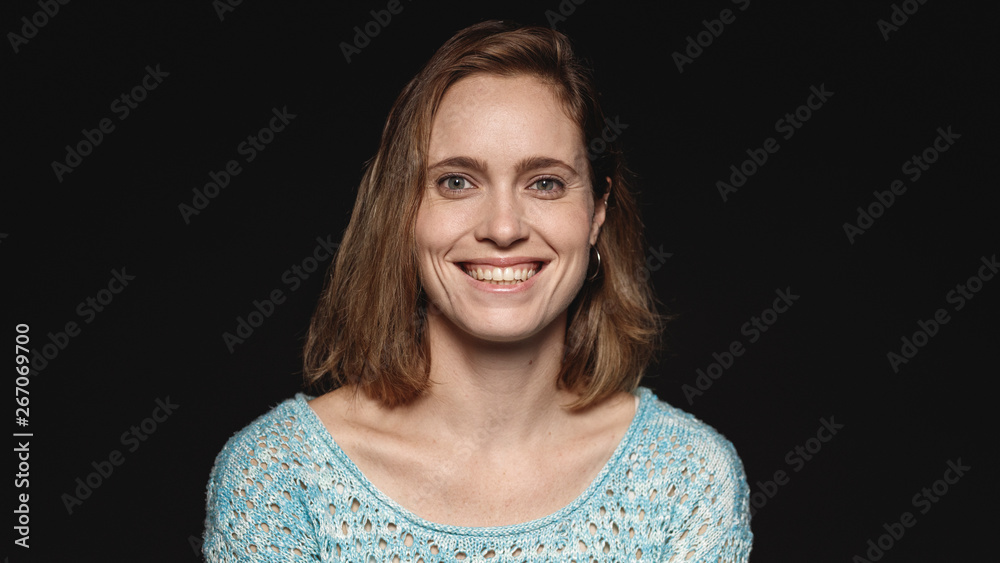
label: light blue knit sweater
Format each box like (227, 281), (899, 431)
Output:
(203, 387), (753, 562)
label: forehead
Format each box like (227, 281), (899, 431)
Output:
(428, 74), (585, 165)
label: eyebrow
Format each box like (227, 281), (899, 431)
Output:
(427, 156), (489, 174)
(426, 156), (579, 176)
(514, 156), (578, 176)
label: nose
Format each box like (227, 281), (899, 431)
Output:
(474, 187), (528, 247)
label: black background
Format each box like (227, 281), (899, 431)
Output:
(5, 0), (996, 561)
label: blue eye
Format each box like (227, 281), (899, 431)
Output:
(531, 178), (563, 192)
(441, 176), (472, 190)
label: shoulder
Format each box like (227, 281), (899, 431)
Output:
(630, 387), (751, 514)
(207, 395), (311, 483)
(636, 386), (746, 473)
(203, 394), (322, 561)
(631, 386), (753, 559)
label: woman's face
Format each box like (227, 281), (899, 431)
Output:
(415, 73), (607, 343)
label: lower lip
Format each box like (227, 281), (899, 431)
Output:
(459, 264), (543, 293)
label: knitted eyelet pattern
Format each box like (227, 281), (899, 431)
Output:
(202, 387), (752, 562)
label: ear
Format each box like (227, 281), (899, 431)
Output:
(589, 177), (611, 246)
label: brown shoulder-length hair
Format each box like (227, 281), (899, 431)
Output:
(304, 20), (662, 410)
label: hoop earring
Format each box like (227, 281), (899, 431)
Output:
(587, 246), (601, 281)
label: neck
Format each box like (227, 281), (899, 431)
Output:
(409, 310), (576, 450)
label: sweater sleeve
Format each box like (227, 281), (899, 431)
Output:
(659, 427), (753, 563)
(202, 412), (322, 562)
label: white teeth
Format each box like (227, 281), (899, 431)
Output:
(464, 264), (540, 284)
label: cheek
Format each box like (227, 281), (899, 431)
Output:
(531, 204), (594, 246)
(414, 205), (431, 252)
(415, 195), (446, 250)
(414, 203), (476, 285)
(414, 203), (442, 286)
(413, 211), (441, 290)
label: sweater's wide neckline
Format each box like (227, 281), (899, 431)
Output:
(292, 387), (651, 537)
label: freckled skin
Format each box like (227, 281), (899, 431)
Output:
(415, 74), (607, 343)
(305, 74), (625, 528)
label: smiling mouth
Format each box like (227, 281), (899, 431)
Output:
(461, 262), (542, 285)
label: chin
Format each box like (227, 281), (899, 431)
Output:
(458, 320), (544, 344)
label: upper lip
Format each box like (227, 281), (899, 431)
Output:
(457, 256), (548, 267)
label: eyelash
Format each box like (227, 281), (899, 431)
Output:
(436, 175), (566, 196)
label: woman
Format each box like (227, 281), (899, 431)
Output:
(203, 21), (752, 562)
